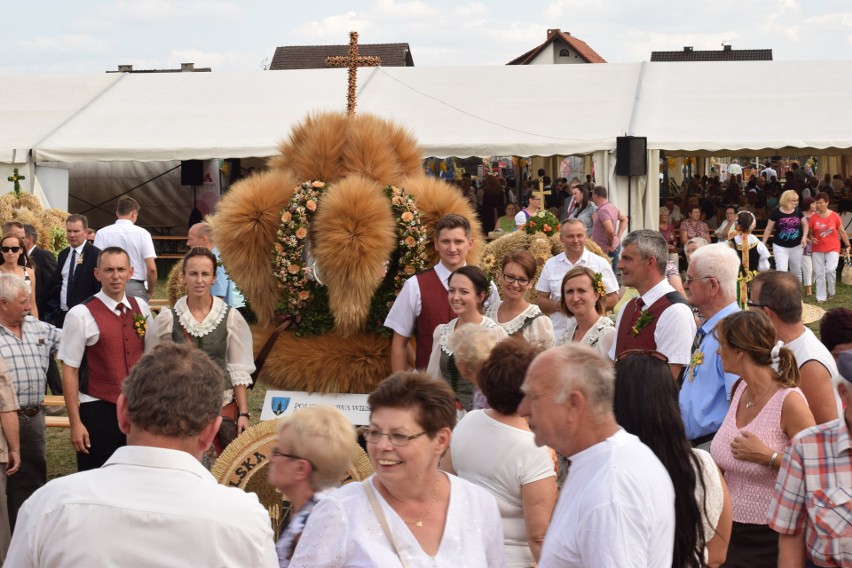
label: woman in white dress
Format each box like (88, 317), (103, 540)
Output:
(614, 351), (732, 568)
(444, 338), (557, 567)
(427, 266), (507, 410)
(555, 266), (615, 356)
(289, 372), (507, 567)
(485, 249), (554, 349)
(149, 247), (255, 454)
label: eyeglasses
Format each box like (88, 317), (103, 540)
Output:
(269, 448), (317, 470)
(746, 300), (770, 310)
(682, 274), (713, 285)
(615, 349), (670, 363)
(0, 247), (20, 253)
(501, 273), (531, 286)
(360, 427), (428, 447)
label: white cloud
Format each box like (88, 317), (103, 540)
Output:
(16, 34), (109, 54)
(371, 0), (438, 17)
(453, 2), (488, 16)
(296, 12), (374, 41)
(68, 18), (113, 32)
(104, 0), (241, 21)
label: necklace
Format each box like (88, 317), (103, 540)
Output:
(745, 384), (774, 409)
(400, 478), (440, 528)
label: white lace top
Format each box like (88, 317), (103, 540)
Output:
(557, 315), (615, 356)
(150, 296), (255, 404)
(485, 302), (555, 349)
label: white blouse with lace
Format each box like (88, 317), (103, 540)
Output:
(557, 315), (615, 356)
(485, 301), (555, 349)
(150, 296), (255, 404)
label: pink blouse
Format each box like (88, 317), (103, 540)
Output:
(710, 383), (803, 524)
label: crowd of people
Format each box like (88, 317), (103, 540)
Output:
(0, 164), (850, 567)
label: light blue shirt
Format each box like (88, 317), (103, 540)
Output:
(679, 302), (740, 441)
(210, 247), (245, 309)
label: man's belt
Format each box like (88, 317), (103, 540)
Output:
(17, 405), (42, 418)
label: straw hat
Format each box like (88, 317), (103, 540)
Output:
(801, 302), (826, 325)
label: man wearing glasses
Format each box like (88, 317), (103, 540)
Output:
(536, 219), (618, 339)
(7, 342), (277, 567)
(678, 244), (741, 450)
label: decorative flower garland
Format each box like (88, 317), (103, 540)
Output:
(687, 350), (704, 382)
(271, 182), (429, 336)
(525, 210), (560, 238)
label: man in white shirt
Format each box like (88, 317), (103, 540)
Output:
(44, 215), (102, 328)
(59, 247), (156, 471)
(93, 196), (157, 299)
(519, 344), (675, 567)
(6, 341), (277, 567)
(610, 229), (695, 378)
(536, 219), (618, 339)
(750, 271), (840, 424)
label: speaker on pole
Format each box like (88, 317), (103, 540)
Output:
(181, 160), (204, 186)
(615, 136), (647, 177)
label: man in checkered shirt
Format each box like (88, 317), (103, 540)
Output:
(0, 274), (61, 532)
(768, 350), (852, 567)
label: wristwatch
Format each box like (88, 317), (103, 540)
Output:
(238, 412), (251, 419)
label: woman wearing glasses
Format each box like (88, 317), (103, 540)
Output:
(614, 350), (731, 568)
(485, 250), (554, 348)
(268, 405), (356, 568)
(427, 266), (507, 410)
(0, 234), (37, 318)
(290, 372), (507, 567)
(709, 311), (815, 567)
(555, 266), (614, 356)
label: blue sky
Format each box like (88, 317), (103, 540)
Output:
(4, 0), (851, 73)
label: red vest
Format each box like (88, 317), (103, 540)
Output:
(82, 296), (145, 404)
(414, 269), (454, 369)
(614, 291), (687, 357)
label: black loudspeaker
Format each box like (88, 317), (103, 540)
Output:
(181, 160), (204, 186)
(615, 136), (647, 176)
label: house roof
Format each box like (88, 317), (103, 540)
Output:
(507, 29), (606, 65)
(270, 43), (414, 70)
(651, 46), (772, 62)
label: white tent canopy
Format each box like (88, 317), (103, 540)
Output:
(2, 60), (851, 228)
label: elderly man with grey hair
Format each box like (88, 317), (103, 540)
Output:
(609, 229), (695, 378)
(679, 243), (741, 449)
(519, 344), (675, 567)
(0, 273), (60, 532)
(7, 342), (277, 567)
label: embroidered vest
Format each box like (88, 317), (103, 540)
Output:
(170, 306), (233, 390)
(614, 291), (688, 356)
(728, 236), (761, 276)
(81, 296), (145, 404)
(414, 269), (454, 369)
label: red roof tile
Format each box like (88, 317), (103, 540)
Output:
(507, 29), (606, 65)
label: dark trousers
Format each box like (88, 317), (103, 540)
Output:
(7, 411), (46, 531)
(77, 400), (125, 472)
(722, 521), (778, 568)
(45, 358), (62, 395)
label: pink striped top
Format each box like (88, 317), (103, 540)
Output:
(710, 382), (804, 524)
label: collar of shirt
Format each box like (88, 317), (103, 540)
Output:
(639, 279), (675, 309)
(95, 290), (131, 313)
(27, 246), (36, 256)
(103, 445), (213, 481)
(700, 302), (740, 334)
(558, 248), (592, 267)
(114, 219), (134, 226)
(435, 260), (460, 286)
(834, 419), (851, 458)
(70, 244), (86, 256)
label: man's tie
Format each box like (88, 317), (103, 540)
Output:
(68, 249), (77, 284)
(631, 297), (645, 325)
(691, 328), (707, 354)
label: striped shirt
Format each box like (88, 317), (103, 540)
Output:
(0, 316), (61, 407)
(768, 418), (852, 567)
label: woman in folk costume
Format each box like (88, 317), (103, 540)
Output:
(728, 211), (770, 282)
(149, 247), (255, 455)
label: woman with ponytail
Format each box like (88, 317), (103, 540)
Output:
(709, 310), (816, 567)
(614, 352), (731, 568)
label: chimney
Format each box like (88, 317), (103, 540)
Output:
(723, 44), (732, 51)
(180, 62), (195, 72)
(684, 46), (694, 52)
(117, 64), (133, 72)
(547, 29), (560, 39)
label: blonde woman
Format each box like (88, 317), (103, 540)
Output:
(762, 190), (807, 279)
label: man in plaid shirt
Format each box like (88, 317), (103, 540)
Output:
(0, 274), (61, 531)
(768, 350), (852, 567)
